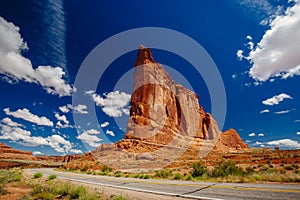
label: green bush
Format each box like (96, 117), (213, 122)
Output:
(192, 162), (207, 177)
(113, 195), (129, 200)
(33, 172), (43, 179)
(154, 169), (172, 178)
(48, 174), (57, 181)
(101, 165), (113, 172)
(245, 166), (255, 175)
(284, 165), (293, 170)
(186, 175), (193, 181)
(70, 186), (86, 199)
(211, 160), (245, 177)
(174, 173), (184, 180)
(143, 174), (150, 179)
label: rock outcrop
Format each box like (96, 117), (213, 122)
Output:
(92, 46), (248, 169)
(214, 129), (249, 151)
(0, 142), (36, 160)
(120, 46), (221, 146)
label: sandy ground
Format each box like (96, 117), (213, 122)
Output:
(0, 184), (31, 200)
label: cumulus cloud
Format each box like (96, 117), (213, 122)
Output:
(236, 50), (244, 60)
(296, 132), (300, 135)
(106, 130), (115, 137)
(70, 149), (83, 154)
(4, 108), (53, 126)
(33, 151), (43, 156)
(260, 109), (270, 114)
(1, 117), (24, 127)
(258, 133), (264, 137)
(100, 122), (109, 128)
(274, 109), (294, 115)
(0, 16), (73, 97)
(248, 133), (256, 137)
(55, 113), (69, 125)
(86, 90), (131, 117)
(262, 93), (292, 106)
(77, 133), (102, 148)
(238, 2), (300, 82)
(59, 104), (88, 114)
(54, 113), (71, 128)
(0, 122), (72, 153)
(267, 139), (300, 149)
(76, 129), (102, 147)
(83, 129), (100, 135)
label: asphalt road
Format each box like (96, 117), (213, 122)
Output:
(26, 168), (300, 200)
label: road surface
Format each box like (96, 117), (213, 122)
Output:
(26, 168), (300, 200)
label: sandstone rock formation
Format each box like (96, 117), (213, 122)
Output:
(120, 46), (221, 146)
(0, 142), (36, 160)
(91, 46), (248, 169)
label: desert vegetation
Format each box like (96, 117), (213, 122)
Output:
(62, 158), (300, 183)
(0, 169), (129, 200)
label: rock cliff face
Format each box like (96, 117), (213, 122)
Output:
(121, 46), (223, 146)
(93, 46), (249, 169)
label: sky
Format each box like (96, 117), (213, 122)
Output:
(0, 0), (300, 156)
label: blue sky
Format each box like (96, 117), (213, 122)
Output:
(0, 0), (300, 155)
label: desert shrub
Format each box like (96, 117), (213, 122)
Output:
(134, 174), (140, 178)
(191, 162), (207, 177)
(101, 165), (113, 172)
(186, 175), (193, 181)
(48, 174), (57, 181)
(70, 186), (86, 199)
(284, 165), (293, 170)
(154, 169), (172, 178)
(33, 172), (43, 179)
(112, 195), (129, 200)
(245, 167), (255, 175)
(174, 173), (184, 180)
(143, 174), (150, 179)
(211, 160), (245, 177)
(80, 166), (88, 172)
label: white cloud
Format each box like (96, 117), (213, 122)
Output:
(33, 151), (43, 156)
(0, 16), (73, 97)
(294, 120), (300, 123)
(59, 105), (69, 113)
(106, 130), (115, 137)
(47, 134), (72, 153)
(70, 149), (83, 154)
(267, 139), (300, 149)
(274, 109), (294, 115)
(4, 108), (53, 126)
(239, 2), (300, 81)
(249, 133), (256, 137)
(1, 117), (24, 127)
(83, 129), (100, 135)
(246, 35), (253, 40)
(260, 109), (270, 114)
(72, 104), (88, 114)
(236, 50), (244, 60)
(86, 90), (131, 117)
(296, 132), (300, 135)
(77, 132), (102, 147)
(262, 93), (292, 106)
(0, 122), (72, 153)
(55, 113), (69, 125)
(254, 141), (262, 145)
(59, 104), (88, 114)
(100, 122), (109, 128)
(258, 133), (264, 137)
